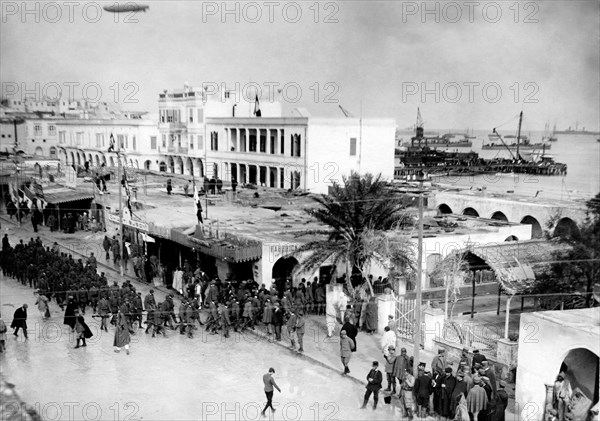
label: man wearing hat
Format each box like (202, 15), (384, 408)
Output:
(431, 348), (448, 376)
(440, 367), (457, 419)
(452, 370), (469, 417)
(481, 360), (497, 399)
(496, 380), (509, 421)
(361, 361), (383, 410)
(10, 304), (28, 339)
(414, 364), (432, 418)
(467, 375), (488, 421)
(472, 349), (487, 368)
(384, 346), (397, 393)
(459, 347), (472, 370)
(295, 311), (305, 352)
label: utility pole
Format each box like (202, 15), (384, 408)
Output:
(413, 171), (424, 378)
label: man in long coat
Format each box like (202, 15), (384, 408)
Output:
(64, 297), (78, 331)
(74, 310), (93, 348)
(11, 304), (28, 339)
(467, 375), (489, 421)
(113, 309), (131, 354)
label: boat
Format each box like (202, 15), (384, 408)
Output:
(554, 122), (600, 135)
(542, 121), (558, 142)
(484, 133), (551, 150)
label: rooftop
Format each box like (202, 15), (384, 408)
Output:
(528, 308), (600, 335)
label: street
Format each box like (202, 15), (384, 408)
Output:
(0, 220), (406, 421)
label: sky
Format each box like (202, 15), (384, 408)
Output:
(1, 0), (599, 131)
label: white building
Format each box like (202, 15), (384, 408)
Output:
(2, 83), (397, 194)
(516, 308), (599, 421)
(157, 84), (395, 193)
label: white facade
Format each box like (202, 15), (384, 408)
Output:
(516, 309), (600, 421)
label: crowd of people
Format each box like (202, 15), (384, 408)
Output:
(1, 228), (515, 420)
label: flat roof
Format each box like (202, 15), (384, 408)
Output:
(528, 308), (600, 335)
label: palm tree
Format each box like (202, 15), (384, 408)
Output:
(294, 172), (413, 295)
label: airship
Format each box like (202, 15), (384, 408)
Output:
(103, 3), (149, 13)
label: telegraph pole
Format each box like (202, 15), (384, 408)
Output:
(413, 171), (424, 378)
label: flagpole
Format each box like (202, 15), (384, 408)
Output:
(116, 134), (124, 277)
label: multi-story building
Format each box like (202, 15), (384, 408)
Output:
(2, 83), (396, 194)
(157, 84), (396, 193)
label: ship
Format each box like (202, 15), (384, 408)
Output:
(554, 122), (600, 135)
(541, 121), (558, 142)
(484, 133), (551, 150)
(394, 109), (567, 180)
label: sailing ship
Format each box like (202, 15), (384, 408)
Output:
(484, 117), (551, 151)
(542, 121), (558, 142)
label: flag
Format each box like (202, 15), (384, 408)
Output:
(254, 94), (261, 117)
(122, 167), (132, 215)
(416, 107), (423, 128)
(193, 186), (199, 213)
(108, 133), (115, 152)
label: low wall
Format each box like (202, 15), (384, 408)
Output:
(433, 337), (518, 383)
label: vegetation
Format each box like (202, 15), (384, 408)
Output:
(294, 172), (414, 294)
(531, 193), (600, 308)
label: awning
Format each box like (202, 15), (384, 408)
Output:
(447, 239), (572, 295)
(43, 187), (94, 205)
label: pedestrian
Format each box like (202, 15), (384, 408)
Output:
(467, 375), (489, 421)
(553, 371), (572, 421)
(261, 368), (281, 418)
(494, 380), (509, 421)
(272, 301), (283, 341)
(166, 179), (172, 195)
(64, 296), (78, 331)
(341, 315), (358, 352)
(384, 346), (397, 394)
(381, 326), (396, 357)
(173, 267), (184, 295)
(414, 365), (433, 418)
(74, 309), (93, 349)
(401, 368), (416, 419)
(103, 235), (111, 260)
(441, 367), (458, 419)
(231, 178), (238, 192)
(393, 347), (410, 396)
(10, 304), (28, 339)
(97, 295), (110, 332)
(114, 308), (131, 355)
(340, 330), (355, 375)
(365, 296), (378, 334)
(455, 394), (470, 421)
(34, 291), (50, 319)
(0, 313), (7, 352)
(361, 361), (383, 410)
(286, 310), (297, 350)
(295, 311), (305, 352)
(432, 348), (448, 376)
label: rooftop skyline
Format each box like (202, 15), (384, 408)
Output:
(1, 1), (599, 130)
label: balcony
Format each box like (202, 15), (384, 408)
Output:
(160, 122), (187, 131)
(161, 146), (189, 155)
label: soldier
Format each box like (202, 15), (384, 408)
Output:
(218, 302), (230, 339)
(295, 311), (306, 352)
(97, 294), (110, 332)
(89, 283), (99, 313)
(133, 292), (143, 328)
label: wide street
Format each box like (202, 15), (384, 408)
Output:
(0, 218), (419, 421)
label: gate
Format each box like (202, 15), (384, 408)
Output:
(394, 297), (424, 345)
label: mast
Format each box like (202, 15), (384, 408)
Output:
(516, 111), (523, 159)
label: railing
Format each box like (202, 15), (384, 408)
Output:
(440, 320), (499, 354)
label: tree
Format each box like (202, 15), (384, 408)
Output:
(429, 252), (469, 319)
(532, 193), (600, 308)
(294, 172), (413, 294)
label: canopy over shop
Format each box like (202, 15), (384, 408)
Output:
(40, 186), (94, 227)
(435, 239), (571, 336)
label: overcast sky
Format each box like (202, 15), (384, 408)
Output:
(1, 1), (599, 130)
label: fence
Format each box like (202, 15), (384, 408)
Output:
(440, 319), (499, 354)
(394, 297), (425, 345)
